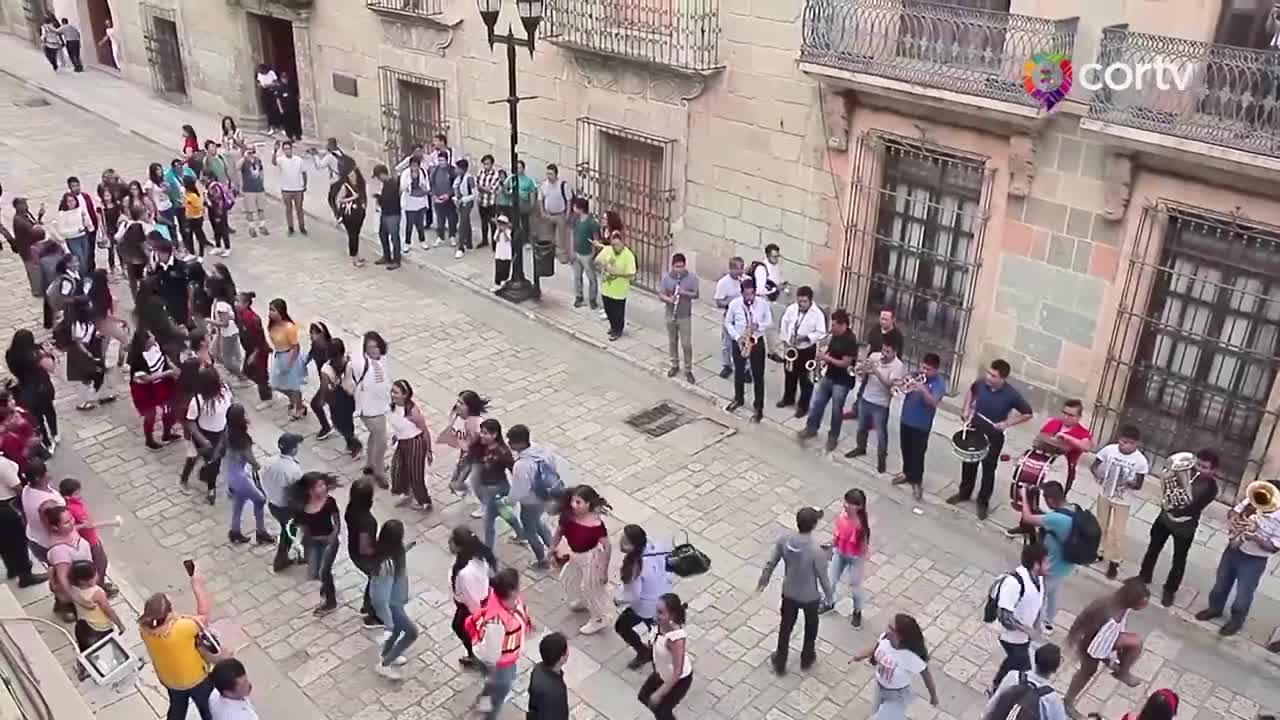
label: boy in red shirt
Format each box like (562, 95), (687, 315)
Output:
(1038, 398), (1094, 494)
(58, 478), (118, 597)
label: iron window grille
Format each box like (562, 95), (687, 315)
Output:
(141, 4), (189, 102)
(377, 67), (448, 166)
(800, 0), (1078, 108)
(541, 0), (722, 73)
(1094, 202), (1280, 502)
(1088, 24), (1280, 159)
(836, 131), (992, 388)
(366, 0), (444, 20)
(575, 118), (676, 292)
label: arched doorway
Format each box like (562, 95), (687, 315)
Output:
(84, 0), (117, 68)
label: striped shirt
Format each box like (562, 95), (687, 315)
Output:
(476, 167), (501, 207)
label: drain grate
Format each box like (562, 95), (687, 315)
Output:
(624, 401), (697, 438)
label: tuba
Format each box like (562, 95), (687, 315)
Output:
(1160, 452), (1196, 511)
(1230, 480), (1280, 547)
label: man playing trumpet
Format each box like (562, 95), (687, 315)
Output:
(1139, 449), (1219, 607)
(844, 341), (906, 474)
(775, 286), (826, 418)
(1195, 478), (1280, 637)
(724, 278), (772, 422)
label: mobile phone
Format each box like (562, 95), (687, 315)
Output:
(183, 559), (195, 577)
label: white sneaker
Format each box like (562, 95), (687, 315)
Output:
(454, 249), (463, 259)
(221, 248), (232, 257)
(403, 243), (413, 254)
(598, 309), (608, 320)
(470, 506), (485, 519)
(579, 617), (608, 635)
(475, 697), (493, 714)
(431, 238), (444, 248)
(491, 284), (504, 293)
(374, 663), (403, 680)
(390, 656), (408, 666)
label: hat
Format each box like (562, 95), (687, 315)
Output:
(495, 214), (510, 225)
(277, 432), (304, 455)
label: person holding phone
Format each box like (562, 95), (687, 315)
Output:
(139, 563), (215, 720)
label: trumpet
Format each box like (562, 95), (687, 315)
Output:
(1160, 451), (1196, 511)
(853, 357), (877, 375)
(894, 371), (928, 395)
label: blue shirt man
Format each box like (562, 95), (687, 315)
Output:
(897, 352), (946, 500)
(948, 358), (1034, 519)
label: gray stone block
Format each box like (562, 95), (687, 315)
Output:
(1056, 137), (1084, 175)
(995, 288), (1039, 323)
(1010, 377), (1052, 414)
(1090, 214), (1121, 246)
(1072, 240), (1093, 274)
(1080, 143), (1107, 181)
(1015, 324), (1063, 365)
(1023, 197), (1068, 233)
(981, 342), (1026, 374)
(1023, 361), (1059, 387)
(1007, 195), (1026, 221)
(1040, 303), (1097, 348)
(1059, 375), (1088, 399)
(1047, 233), (1075, 269)
(1074, 277), (1105, 315)
(1066, 207), (1093, 239)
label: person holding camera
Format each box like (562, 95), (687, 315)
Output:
(139, 565), (215, 720)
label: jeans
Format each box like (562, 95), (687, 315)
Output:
(66, 234), (93, 275)
(282, 191), (306, 232)
(1207, 546), (1269, 619)
(638, 672), (692, 720)
(666, 317), (693, 371)
(228, 476), (267, 536)
(43, 46), (59, 70)
(827, 552), (865, 611)
(517, 500), (553, 562)
(165, 676), (213, 720)
(733, 343), (766, 410)
(434, 199), (458, 240)
(379, 601), (419, 666)
(457, 202), (474, 250)
(615, 607), (655, 656)
(991, 639), (1031, 692)
(310, 387), (332, 436)
(480, 482), (522, 549)
(774, 596), (819, 670)
(1041, 572), (1069, 627)
(482, 662), (517, 720)
(805, 379), (851, 440)
(304, 536), (338, 606)
(330, 389), (361, 454)
(379, 213), (402, 263)
(572, 251), (598, 305)
(268, 503), (294, 570)
(899, 423), (931, 486)
(854, 399), (890, 462)
(958, 425), (1005, 506)
(65, 39), (83, 70)
(404, 208), (429, 245)
(342, 209), (365, 257)
(1139, 516), (1195, 593)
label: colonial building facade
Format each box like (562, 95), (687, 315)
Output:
(3, 0), (1278, 498)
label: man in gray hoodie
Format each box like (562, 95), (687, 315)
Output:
(507, 424), (559, 569)
(428, 151), (457, 246)
(758, 506), (832, 675)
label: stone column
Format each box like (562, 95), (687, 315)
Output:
(292, 13), (318, 138)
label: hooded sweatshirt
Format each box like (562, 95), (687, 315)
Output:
(759, 532), (832, 604)
(621, 540), (673, 619)
(509, 444), (556, 503)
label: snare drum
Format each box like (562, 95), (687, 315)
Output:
(1009, 448), (1056, 512)
(951, 427), (990, 464)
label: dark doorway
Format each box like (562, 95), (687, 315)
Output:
(85, 0), (116, 68)
(249, 14), (298, 88)
(143, 9), (187, 100)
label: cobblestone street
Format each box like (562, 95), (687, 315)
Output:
(0, 60), (1278, 720)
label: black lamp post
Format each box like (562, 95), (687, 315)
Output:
(478, 0), (543, 303)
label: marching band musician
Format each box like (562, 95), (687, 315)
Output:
(895, 352), (946, 502)
(1089, 425), (1150, 580)
(844, 341), (906, 474)
(775, 286), (826, 418)
(658, 253), (700, 384)
(798, 309), (857, 451)
(724, 278), (772, 422)
(1037, 399), (1094, 494)
(713, 257), (747, 380)
(843, 307), (903, 421)
(1139, 449), (1219, 607)
(1195, 479), (1280, 637)
(946, 359), (1033, 521)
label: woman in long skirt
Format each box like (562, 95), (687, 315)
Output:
(126, 328), (180, 449)
(388, 380), (433, 511)
(267, 298), (307, 418)
(552, 485), (614, 635)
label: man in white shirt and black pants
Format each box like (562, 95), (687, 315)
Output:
(713, 257), (746, 379)
(775, 286), (826, 418)
(724, 278), (772, 423)
(990, 542), (1048, 695)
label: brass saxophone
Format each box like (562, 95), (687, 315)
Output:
(806, 332), (831, 383)
(782, 343), (799, 372)
(738, 306), (756, 357)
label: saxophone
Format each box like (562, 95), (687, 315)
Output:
(806, 332), (831, 383)
(671, 285), (681, 321)
(738, 304), (756, 357)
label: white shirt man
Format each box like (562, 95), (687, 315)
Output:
(724, 293), (773, 343)
(860, 349), (907, 408)
(989, 546), (1047, 694)
(779, 299), (826, 350)
(399, 163), (433, 213)
(724, 282), (773, 418)
(713, 262), (746, 375)
(273, 147), (307, 193)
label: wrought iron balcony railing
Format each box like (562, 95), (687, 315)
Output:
(366, 0), (443, 20)
(541, 0), (721, 73)
(800, 0), (1078, 108)
(1088, 25), (1280, 159)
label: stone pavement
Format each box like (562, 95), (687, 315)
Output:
(0, 48), (1278, 720)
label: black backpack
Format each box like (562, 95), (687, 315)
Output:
(983, 572), (1024, 624)
(1055, 505), (1102, 565)
(747, 260), (779, 301)
(986, 672), (1054, 720)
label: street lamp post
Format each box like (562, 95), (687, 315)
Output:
(478, 0), (543, 303)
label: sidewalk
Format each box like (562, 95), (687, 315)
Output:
(3, 32), (1280, 652)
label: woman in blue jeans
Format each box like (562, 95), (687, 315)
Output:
(295, 471), (341, 615)
(54, 192), (95, 273)
(370, 519), (418, 679)
(221, 404), (274, 545)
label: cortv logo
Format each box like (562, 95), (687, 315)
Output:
(1023, 52), (1073, 111)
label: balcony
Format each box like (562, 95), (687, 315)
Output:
(799, 0), (1078, 128)
(1085, 24), (1280, 167)
(541, 0), (722, 74)
(367, 0), (443, 21)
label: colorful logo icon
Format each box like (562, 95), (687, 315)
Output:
(1022, 53), (1073, 111)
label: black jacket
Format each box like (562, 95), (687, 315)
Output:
(526, 664), (568, 720)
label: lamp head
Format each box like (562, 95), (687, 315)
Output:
(517, 0), (543, 37)
(477, 0), (501, 31)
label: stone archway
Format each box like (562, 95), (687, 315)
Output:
(228, 0), (318, 138)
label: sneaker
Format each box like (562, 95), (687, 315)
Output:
(626, 652), (652, 670)
(1219, 618), (1244, 637)
(1042, 622), (1055, 636)
(1004, 527), (1022, 539)
(300, 228), (309, 236)
(228, 531), (250, 544)
(573, 298), (584, 308)
(598, 309), (608, 321)
(844, 447), (867, 459)
(945, 493), (968, 505)
(797, 428), (817, 441)
(260, 227), (270, 236)
(313, 602), (337, 617)
(389, 656), (409, 666)
(454, 249), (463, 259)
(1105, 561), (1119, 580)
(146, 437), (164, 451)
(362, 616), (384, 629)
(374, 663), (403, 680)
(667, 367), (679, 378)
(684, 371), (695, 384)
(470, 506), (485, 519)
(206, 489), (216, 506)
(316, 428), (335, 441)
(248, 228), (258, 238)
(1160, 588), (1176, 607)
(255, 531), (276, 545)
(17, 572), (48, 588)
(288, 228), (296, 236)
(374, 257), (389, 265)
(579, 617), (608, 635)
(532, 559), (551, 571)
(718, 366), (732, 379)
(976, 503), (990, 521)
(1194, 607), (1223, 622)
(824, 438), (838, 452)
(850, 610), (862, 629)
(403, 243), (413, 254)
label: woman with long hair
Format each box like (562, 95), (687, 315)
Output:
(127, 328), (180, 449)
(57, 296), (113, 410)
(306, 322), (333, 438)
(449, 526), (496, 670)
(115, 204), (152, 300)
(1064, 579), (1150, 715)
(145, 162), (177, 237)
(267, 298), (307, 418)
(1125, 689), (1179, 720)
(294, 471), (341, 615)
(44, 505), (94, 622)
(87, 267), (129, 365)
(203, 168), (234, 257)
(389, 379), (433, 511)
(124, 180), (148, 218)
(370, 519), (417, 678)
(133, 273), (188, 356)
(334, 156), (369, 267)
(322, 338), (361, 456)
(853, 613), (939, 719)
(471, 418), (519, 547)
(552, 484), (613, 635)
(348, 331), (391, 487)
(637, 593), (694, 720)
(6, 329), (58, 449)
(54, 192), (95, 274)
(222, 403), (271, 545)
(825, 487), (871, 628)
(208, 277), (242, 381)
(345, 478), (381, 628)
(616, 524), (672, 668)
(440, 390), (488, 514)
(182, 366), (232, 504)
(221, 117), (246, 194)
(234, 292), (271, 407)
(181, 124), (200, 158)
(138, 571), (214, 720)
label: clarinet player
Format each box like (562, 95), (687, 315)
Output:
(659, 253), (700, 384)
(724, 278), (771, 422)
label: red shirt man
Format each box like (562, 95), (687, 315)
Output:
(1038, 399), (1093, 492)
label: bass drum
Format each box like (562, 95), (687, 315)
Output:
(1010, 449), (1055, 512)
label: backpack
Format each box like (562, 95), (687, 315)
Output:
(530, 454), (564, 500)
(986, 672), (1055, 720)
(1054, 505), (1102, 565)
(748, 260), (780, 301)
(983, 572), (1025, 624)
(211, 182), (236, 212)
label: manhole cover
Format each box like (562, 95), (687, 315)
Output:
(14, 97), (50, 108)
(624, 401), (696, 438)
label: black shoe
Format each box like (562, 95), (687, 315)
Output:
(844, 447), (866, 459)
(161, 431), (181, 443)
(977, 502), (990, 521)
(769, 653), (786, 676)
(725, 400), (743, 413)
(256, 531), (276, 545)
(824, 437), (838, 452)
(945, 493), (968, 505)
(607, 332), (620, 342)
(1161, 588), (1176, 607)
(797, 428), (817, 441)
(1219, 617), (1245, 636)
(362, 615), (384, 629)
(17, 572), (48, 588)
(1106, 561), (1119, 580)
(228, 531), (250, 544)
(684, 371), (695, 384)
(573, 298), (584, 308)
(794, 406), (808, 419)
(626, 651), (652, 670)
(718, 366), (732, 379)
(799, 655), (815, 671)
(667, 367), (679, 378)
(146, 437), (164, 451)
(1194, 608), (1223, 622)
(876, 458), (886, 474)
(776, 398), (794, 409)
(851, 610), (862, 629)
(1004, 527), (1023, 539)
(206, 489), (216, 506)
(751, 409), (763, 423)
(743, 372), (753, 384)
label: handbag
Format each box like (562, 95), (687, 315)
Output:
(665, 532), (711, 578)
(193, 618), (230, 665)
